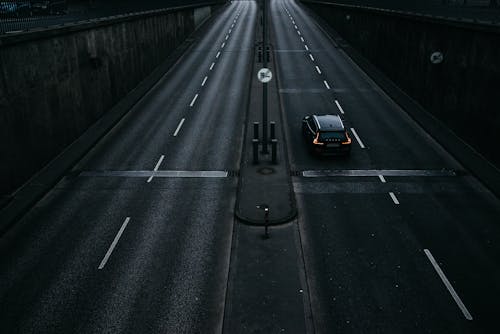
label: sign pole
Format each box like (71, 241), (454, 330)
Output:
(262, 0), (268, 154)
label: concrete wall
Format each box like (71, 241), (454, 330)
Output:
(302, 1), (500, 169)
(0, 4), (218, 199)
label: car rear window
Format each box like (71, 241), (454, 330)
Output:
(320, 131), (346, 141)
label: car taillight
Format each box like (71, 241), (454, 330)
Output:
(341, 133), (351, 145)
(313, 133), (324, 145)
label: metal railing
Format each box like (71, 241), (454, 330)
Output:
(1, 0), (226, 34)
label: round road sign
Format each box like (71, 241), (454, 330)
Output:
(257, 68), (272, 83)
(430, 51), (444, 64)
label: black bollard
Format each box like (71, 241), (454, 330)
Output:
(253, 122), (259, 140)
(252, 139), (259, 164)
(271, 139), (278, 164)
(270, 121), (276, 140)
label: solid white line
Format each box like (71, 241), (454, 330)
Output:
(201, 76), (208, 87)
(173, 118), (185, 137)
(323, 80), (331, 90)
(304, 44), (309, 51)
(389, 192), (400, 205)
(221, 42), (225, 48)
(350, 127), (365, 148)
(210, 62), (215, 70)
(147, 155), (165, 183)
(378, 175), (386, 183)
(216, 51), (221, 58)
(334, 100), (345, 114)
(300, 36), (305, 42)
(309, 54), (315, 61)
(98, 217), (130, 269)
(424, 249), (473, 320)
(315, 65), (321, 74)
(189, 94), (199, 107)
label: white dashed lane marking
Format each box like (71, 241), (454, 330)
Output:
(173, 118), (185, 137)
(189, 94), (199, 107)
(389, 192), (400, 205)
(424, 249), (473, 321)
(98, 217), (131, 270)
(335, 100), (345, 114)
(350, 127), (365, 148)
(147, 155), (165, 183)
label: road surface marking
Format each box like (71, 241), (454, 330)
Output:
(301, 169), (457, 177)
(323, 80), (331, 90)
(210, 62), (215, 70)
(309, 54), (315, 61)
(189, 94), (199, 107)
(221, 42), (225, 48)
(350, 128), (365, 148)
(229, 29), (232, 34)
(378, 175), (386, 183)
(301, 36), (305, 42)
(297, 30), (301, 35)
(201, 76), (208, 87)
(173, 118), (185, 137)
(315, 66), (321, 74)
(335, 99), (345, 114)
(294, 25), (298, 29)
(98, 217), (130, 269)
(81, 170), (229, 178)
(424, 249), (473, 320)
(304, 44), (309, 51)
(225, 35), (229, 40)
(147, 155), (165, 183)
(216, 51), (221, 58)
(389, 192), (400, 205)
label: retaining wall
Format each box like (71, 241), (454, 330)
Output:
(0, 4), (218, 199)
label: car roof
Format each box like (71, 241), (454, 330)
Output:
(312, 114), (344, 131)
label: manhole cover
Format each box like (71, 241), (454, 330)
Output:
(257, 167), (275, 175)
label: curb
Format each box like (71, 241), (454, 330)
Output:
(234, 3), (297, 227)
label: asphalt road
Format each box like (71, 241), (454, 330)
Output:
(272, 0), (500, 333)
(0, 1), (255, 332)
(1, 0), (500, 333)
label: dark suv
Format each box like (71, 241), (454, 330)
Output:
(302, 114), (351, 155)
